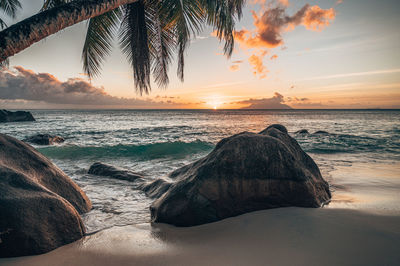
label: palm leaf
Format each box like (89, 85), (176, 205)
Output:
(146, 1), (175, 88)
(0, 0), (22, 28)
(0, 17), (7, 29)
(0, 0), (21, 18)
(0, 58), (9, 68)
(41, 0), (69, 11)
(119, 1), (151, 94)
(159, 0), (205, 81)
(201, 0), (245, 57)
(82, 8), (122, 78)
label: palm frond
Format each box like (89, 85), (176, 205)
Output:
(159, 0), (205, 81)
(41, 0), (69, 11)
(82, 8), (122, 78)
(0, 17), (7, 29)
(146, 1), (175, 88)
(0, 58), (9, 68)
(0, 0), (21, 18)
(120, 1), (151, 94)
(201, 0), (245, 57)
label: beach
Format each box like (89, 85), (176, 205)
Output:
(2, 207), (400, 266)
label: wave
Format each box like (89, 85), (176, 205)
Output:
(296, 132), (400, 155)
(36, 133), (400, 160)
(38, 141), (214, 160)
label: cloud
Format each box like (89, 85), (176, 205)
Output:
(231, 2), (336, 78)
(235, 4), (336, 49)
(234, 93), (328, 109)
(0, 67), (191, 108)
(237, 92), (292, 109)
(248, 51), (268, 78)
(229, 64), (240, 72)
(302, 5), (336, 31)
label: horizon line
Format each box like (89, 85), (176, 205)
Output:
(5, 108), (400, 111)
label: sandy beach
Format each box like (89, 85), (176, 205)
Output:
(2, 207), (399, 266)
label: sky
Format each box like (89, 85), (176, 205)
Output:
(0, 0), (399, 109)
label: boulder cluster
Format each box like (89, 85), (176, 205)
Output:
(89, 124), (331, 227)
(1, 124), (331, 257)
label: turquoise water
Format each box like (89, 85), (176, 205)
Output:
(1, 109), (400, 232)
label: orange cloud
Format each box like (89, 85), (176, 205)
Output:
(279, 0), (290, 7)
(229, 64), (240, 72)
(248, 51), (268, 78)
(234, 4), (336, 50)
(303, 6), (336, 31)
(231, 3), (336, 78)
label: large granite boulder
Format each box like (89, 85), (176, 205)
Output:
(0, 134), (92, 257)
(24, 134), (65, 145)
(151, 125), (331, 227)
(0, 109), (35, 123)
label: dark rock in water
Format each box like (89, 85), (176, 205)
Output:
(313, 130), (329, 135)
(88, 162), (170, 198)
(0, 109), (35, 123)
(151, 124), (331, 227)
(140, 179), (172, 198)
(295, 129), (309, 134)
(24, 134), (65, 145)
(0, 134), (91, 257)
(88, 162), (144, 182)
(259, 124), (288, 134)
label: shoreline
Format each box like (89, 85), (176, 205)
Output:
(2, 207), (399, 266)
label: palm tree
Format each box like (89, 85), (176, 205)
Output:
(0, 0), (245, 94)
(0, 0), (22, 67)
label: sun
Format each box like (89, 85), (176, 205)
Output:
(206, 96), (224, 110)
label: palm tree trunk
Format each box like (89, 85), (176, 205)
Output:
(0, 0), (138, 62)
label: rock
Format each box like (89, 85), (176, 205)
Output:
(24, 134), (65, 145)
(140, 179), (172, 198)
(88, 162), (144, 182)
(0, 109), (35, 123)
(88, 162), (170, 198)
(313, 130), (329, 135)
(151, 125), (331, 227)
(295, 129), (309, 134)
(0, 134), (91, 257)
(259, 124), (288, 134)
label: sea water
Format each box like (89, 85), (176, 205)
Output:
(1, 109), (399, 232)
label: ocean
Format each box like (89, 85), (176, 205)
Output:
(1, 109), (399, 233)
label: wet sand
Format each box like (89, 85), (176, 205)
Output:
(2, 207), (400, 266)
